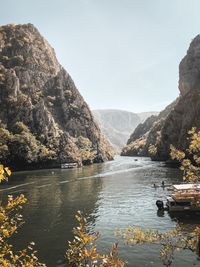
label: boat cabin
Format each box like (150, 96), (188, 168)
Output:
(166, 183), (200, 212)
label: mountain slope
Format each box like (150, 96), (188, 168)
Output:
(93, 109), (158, 152)
(137, 111), (159, 123)
(121, 100), (178, 156)
(122, 34), (200, 160)
(0, 23), (113, 170)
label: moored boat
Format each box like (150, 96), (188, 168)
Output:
(156, 183), (200, 212)
(61, 162), (78, 169)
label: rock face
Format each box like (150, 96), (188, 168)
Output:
(137, 111), (159, 123)
(179, 35), (200, 96)
(93, 109), (158, 153)
(122, 34), (200, 160)
(0, 23), (114, 170)
(121, 100), (177, 157)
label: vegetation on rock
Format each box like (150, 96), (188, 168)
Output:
(2, 129), (200, 266)
(0, 23), (114, 170)
(122, 35), (200, 160)
(121, 101), (177, 157)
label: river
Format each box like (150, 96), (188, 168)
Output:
(1, 156), (200, 266)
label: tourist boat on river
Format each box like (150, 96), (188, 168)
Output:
(61, 162), (78, 169)
(156, 184), (200, 212)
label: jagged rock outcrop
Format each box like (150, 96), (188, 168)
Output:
(121, 100), (177, 156)
(126, 115), (158, 146)
(122, 34), (200, 160)
(0, 23), (114, 170)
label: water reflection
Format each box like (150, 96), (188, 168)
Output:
(157, 210), (165, 217)
(4, 164), (104, 266)
(0, 156), (200, 266)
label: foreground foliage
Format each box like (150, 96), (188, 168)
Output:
(170, 127), (200, 183)
(0, 164), (124, 266)
(116, 225), (200, 267)
(118, 128), (200, 266)
(66, 211), (124, 267)
(0, 164), (45, 266)
(2, 127), (200, 266)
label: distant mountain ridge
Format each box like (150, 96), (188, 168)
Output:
(93, 109), (158, 152)
(137, 111), (159, 123)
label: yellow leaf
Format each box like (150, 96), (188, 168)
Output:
(5, 167), (11, 176)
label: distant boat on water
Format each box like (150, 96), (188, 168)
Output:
(61, 163), (78, 169)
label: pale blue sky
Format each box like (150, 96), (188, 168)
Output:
(0, 0), (200, 112)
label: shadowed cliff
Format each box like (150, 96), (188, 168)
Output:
(122, 35), (200, 160)
(0, 23), (114, 170)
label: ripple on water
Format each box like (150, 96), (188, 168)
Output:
(0, 156), (199, 267)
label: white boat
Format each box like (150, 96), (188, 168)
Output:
(157, 183), (200, 212)
(61, 163), (78, 169)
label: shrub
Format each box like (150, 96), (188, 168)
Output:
(0, 164), (45, 266)
(170, 127), (200, 183)
(66, 211), (125, 267)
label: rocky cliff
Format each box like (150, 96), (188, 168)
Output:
(122, 35), (200, 160)
(137, 111), (159, 123)
(121, 100), (177, 156)
(0, 23), (114, 170)
(93, 109), (158, 153)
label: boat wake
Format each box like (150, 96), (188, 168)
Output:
(0, 158), (158, 193)
(0, 182), (35, 192)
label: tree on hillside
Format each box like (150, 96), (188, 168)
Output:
(117, 128), (200, 267)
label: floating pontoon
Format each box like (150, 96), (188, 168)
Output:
(157, 183), (200, 212)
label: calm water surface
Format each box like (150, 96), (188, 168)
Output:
(1, 156), (200, 266)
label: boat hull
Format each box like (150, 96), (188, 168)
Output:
(167, 204), (200, 212)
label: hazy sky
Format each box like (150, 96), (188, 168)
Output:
(1, 0), (200, 112)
